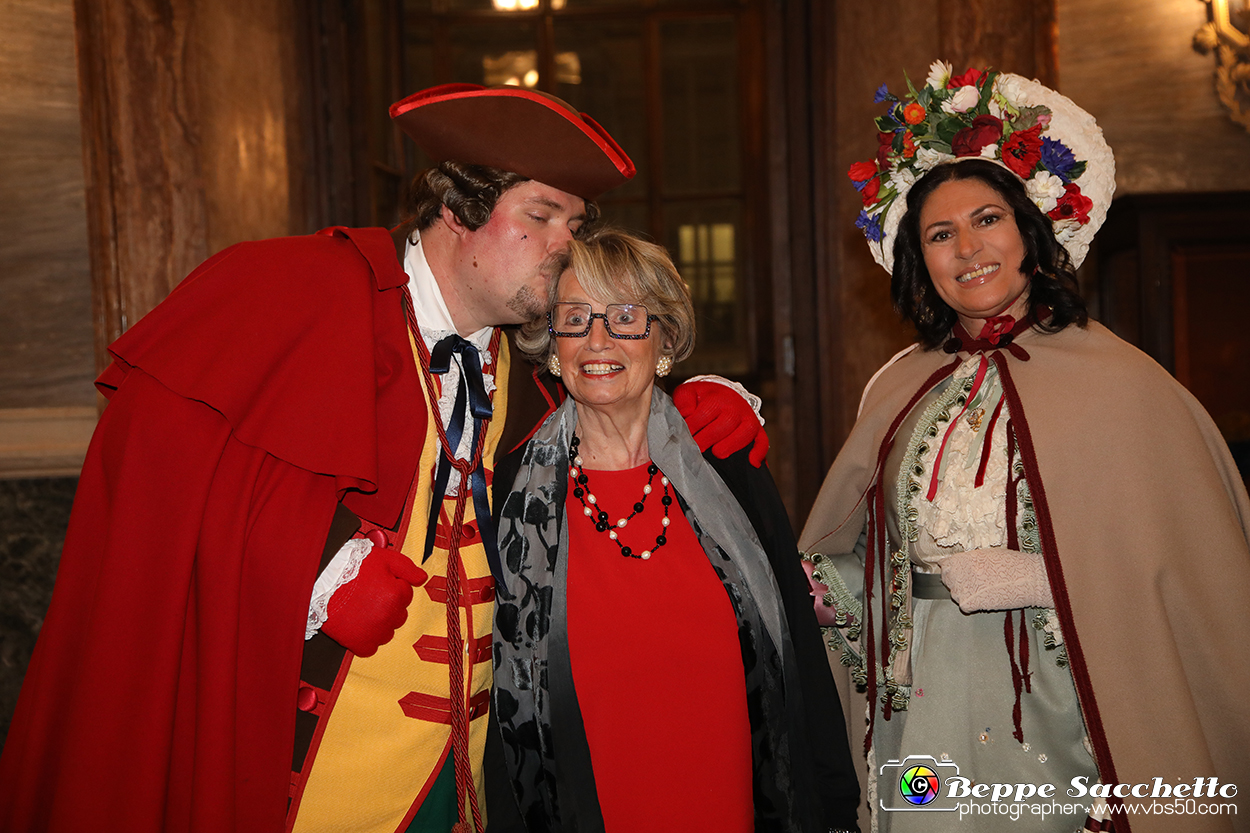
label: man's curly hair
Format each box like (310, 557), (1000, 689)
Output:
(396, 161), (601, 241)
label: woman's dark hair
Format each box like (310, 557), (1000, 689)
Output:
(396, 160), (601, 241)
(891, 159), (1088, 349)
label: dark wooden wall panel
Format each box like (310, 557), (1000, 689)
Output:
(74, 0), (312, 364)
(74, 0), (210, 359)
(195, 0), (312, 255)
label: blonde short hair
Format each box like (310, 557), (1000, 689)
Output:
(516, 227), (696, 368)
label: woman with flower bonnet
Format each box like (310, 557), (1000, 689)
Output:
(801, 62), (1250, 832)
(484, 227), (861, 833)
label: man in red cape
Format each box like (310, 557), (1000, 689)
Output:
(0, 85), (766, 833)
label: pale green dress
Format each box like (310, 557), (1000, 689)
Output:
(809, 354), (1102, 833)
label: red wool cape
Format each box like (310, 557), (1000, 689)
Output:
(0, 227), (427, 832)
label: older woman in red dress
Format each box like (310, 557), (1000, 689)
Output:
(486, 228), (860, 833)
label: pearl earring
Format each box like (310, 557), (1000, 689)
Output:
(656, 355), (672, 377)
(548, 353), (562, 377)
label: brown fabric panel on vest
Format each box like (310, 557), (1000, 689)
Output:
(292, 503), (360, 774)
(497, 328), (559, 460)
(321, 502), (361, 573)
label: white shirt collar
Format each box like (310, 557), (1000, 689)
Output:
(403, 232), (493, 354)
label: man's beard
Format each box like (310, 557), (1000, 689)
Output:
(507, 253), (562, 323)
(507, 284), (547, 322)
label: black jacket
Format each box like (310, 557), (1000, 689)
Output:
(485, 439), (860, 832)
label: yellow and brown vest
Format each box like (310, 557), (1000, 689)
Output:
(286, 329), (557, 833)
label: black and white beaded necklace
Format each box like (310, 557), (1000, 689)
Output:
(569, 432), (672, 560)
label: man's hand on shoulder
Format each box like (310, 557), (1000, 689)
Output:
(673, 376), (769, 467)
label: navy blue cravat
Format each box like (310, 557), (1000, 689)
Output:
(428, 335), (492, 420)
(423, 335), (499, 570)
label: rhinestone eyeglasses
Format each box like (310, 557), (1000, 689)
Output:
(548, 303), (659, 339)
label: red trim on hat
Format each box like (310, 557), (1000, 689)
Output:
(390, 84), (633, 178)
(389, 83), (635, 199)
(578, 112), (635, 178)
(388, 83), (488, 117)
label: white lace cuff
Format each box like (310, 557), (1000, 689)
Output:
(306, 537), (373, 639)
(684, 374), (765, 426)
(935, 547), (1053, 613)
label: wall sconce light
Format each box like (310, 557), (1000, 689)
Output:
(1193, 0), (1250, 132)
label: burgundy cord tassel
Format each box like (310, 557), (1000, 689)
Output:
(1006, 612), (1025, 744)
(973, 398), (1005, 488)
(1006, 422), (1021, 551)
(1003, 422), (1031, 744)
(1020, 608), (1032, 694)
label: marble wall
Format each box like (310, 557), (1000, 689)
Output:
(0, 477), (74, 748)
(0, 0), (94, 412)
(0, 0), (92, 749)
(0, 0), (99, 481)
(1058, 0), (1250, 195)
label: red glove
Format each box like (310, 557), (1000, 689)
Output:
(321, 535), (428, 657)
(673, 379), (769, 467)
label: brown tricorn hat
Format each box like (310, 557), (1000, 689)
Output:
(390, 83), (636, 201)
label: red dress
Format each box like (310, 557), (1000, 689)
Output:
(564, 464), (753, 833)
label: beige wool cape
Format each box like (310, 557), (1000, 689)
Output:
(799, 321), (1250, 833)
